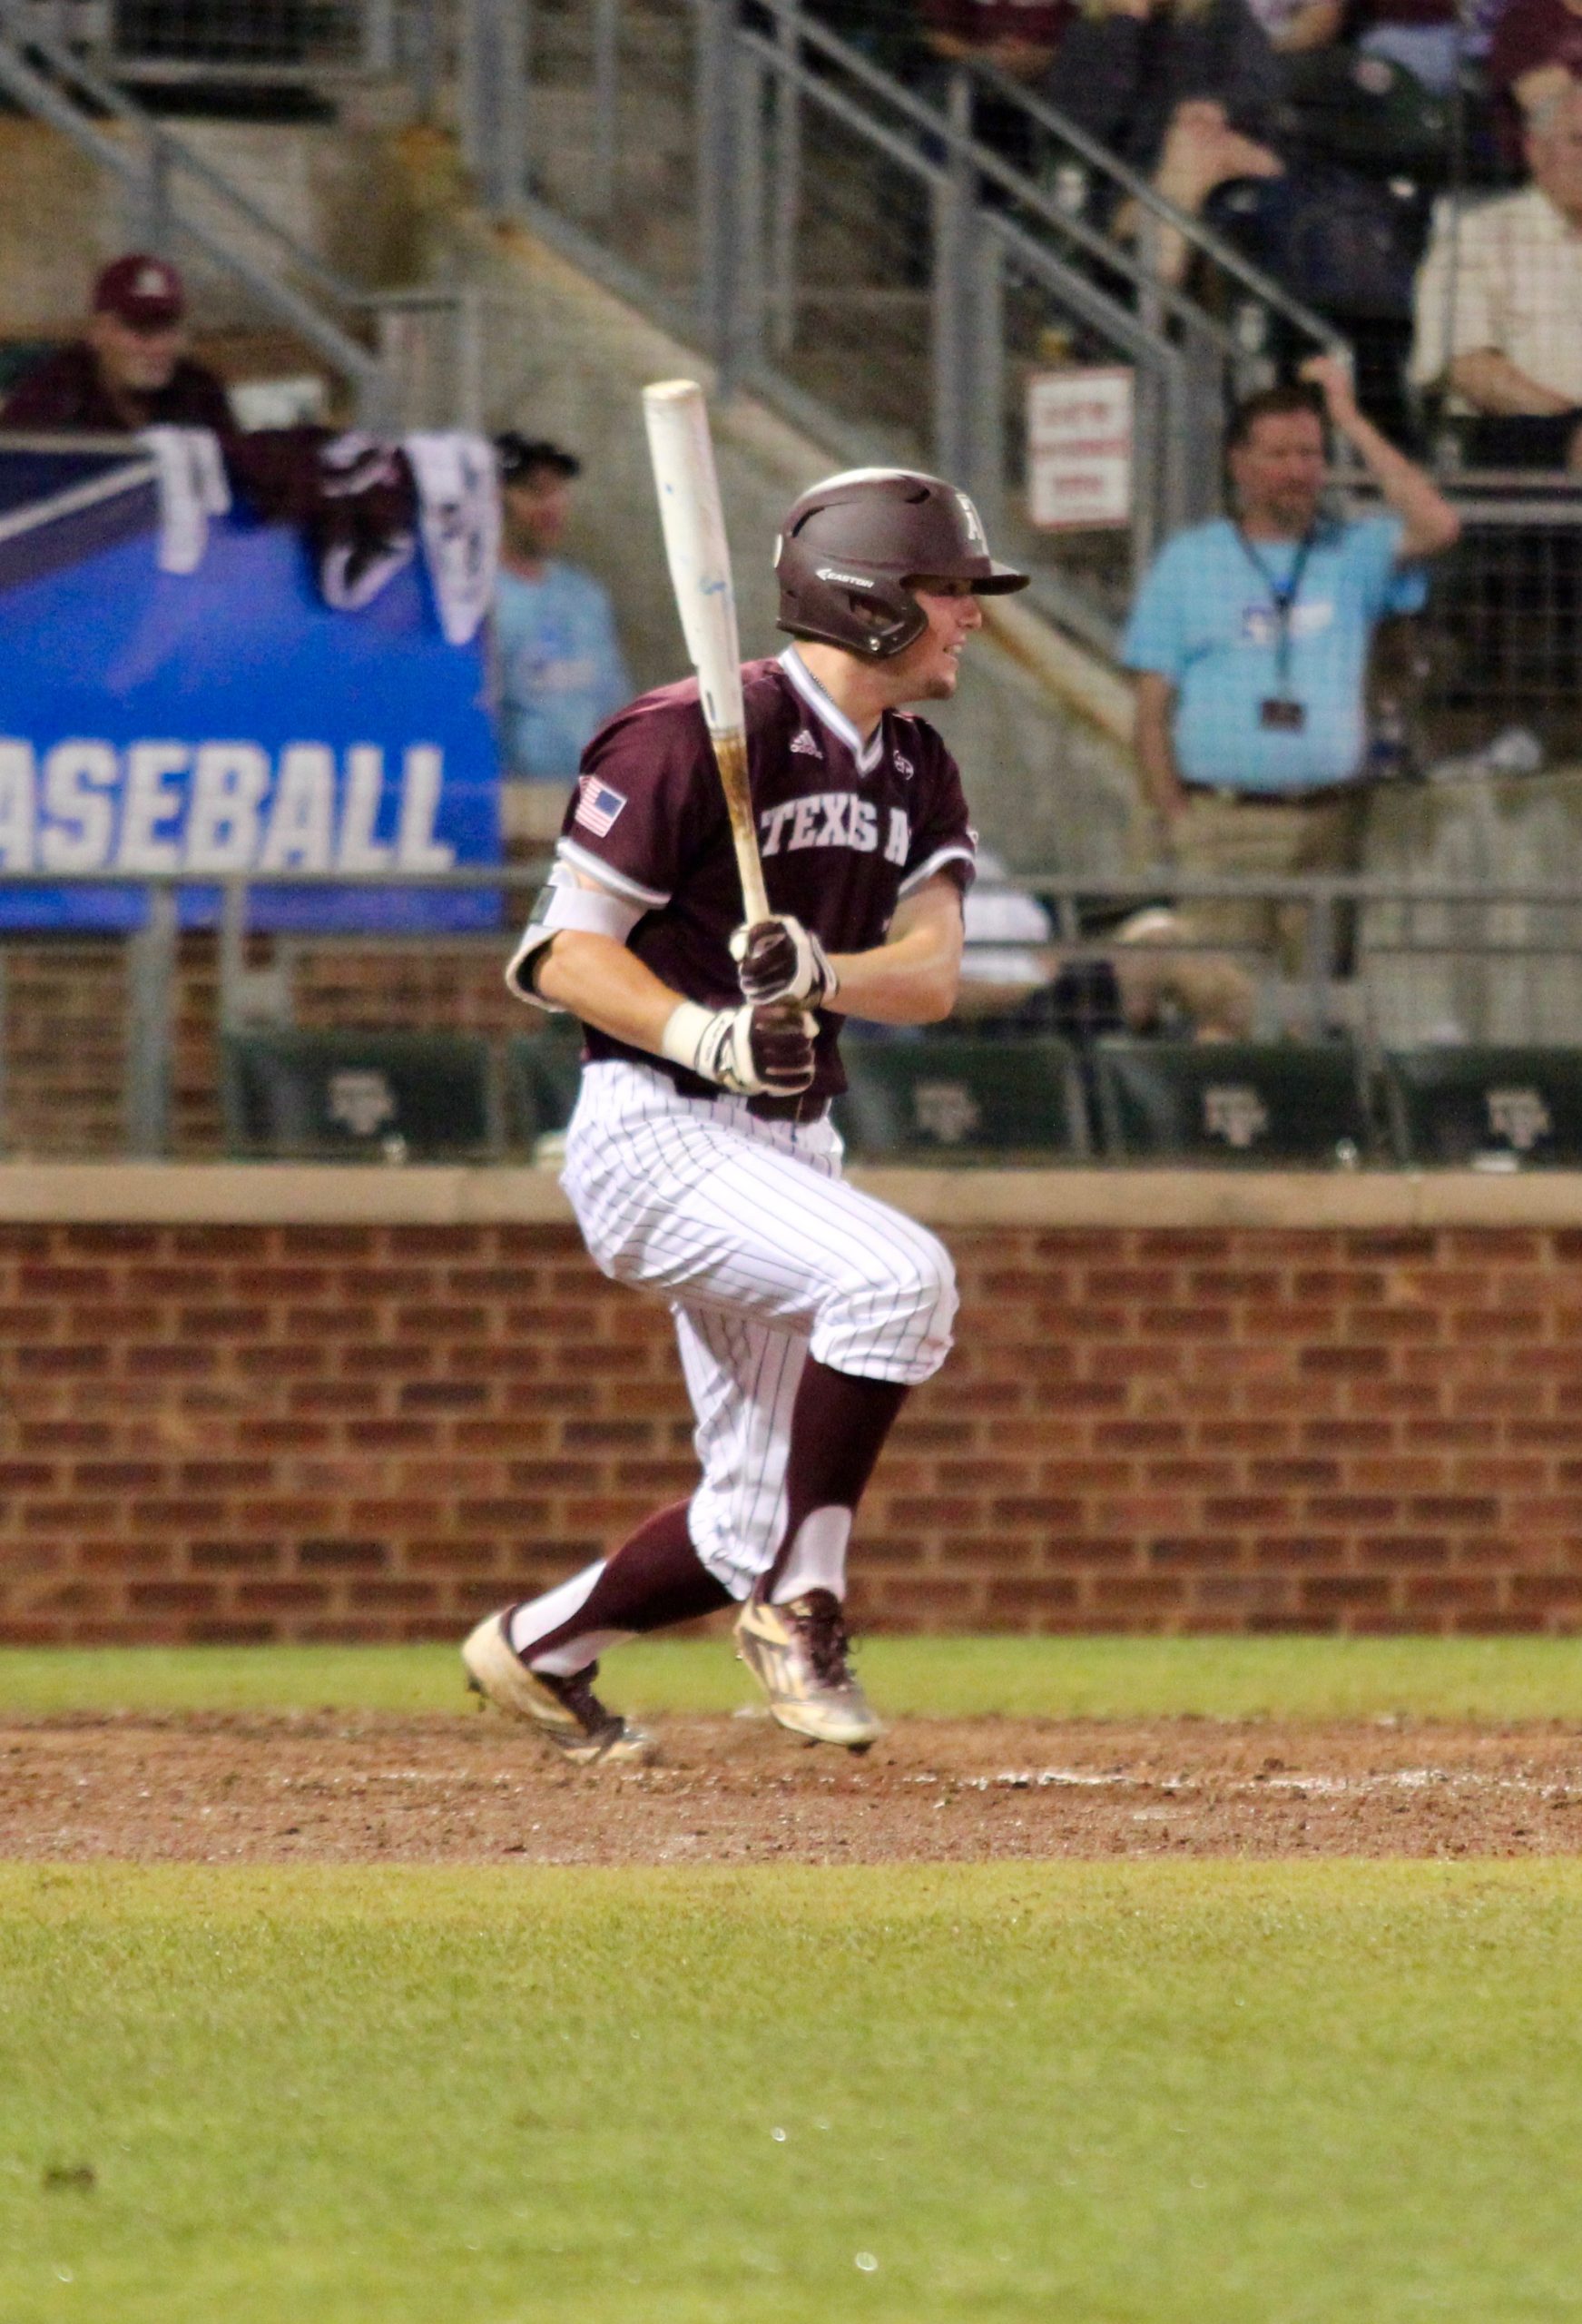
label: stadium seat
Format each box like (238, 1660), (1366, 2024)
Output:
(221, 1031), (501, 1161)
(506, 1027), (585, 1152)
(835, 1035), (1089, 1160)
(1092, 1039), (1373, 1165)
(1382, 1046), (1582, 1167)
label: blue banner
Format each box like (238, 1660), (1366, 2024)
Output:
(0, 462), (500, 931)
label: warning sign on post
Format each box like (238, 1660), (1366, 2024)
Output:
(1027, 367), (1134, 531)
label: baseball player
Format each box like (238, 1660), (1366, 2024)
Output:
(462, 468), (1027, 1761)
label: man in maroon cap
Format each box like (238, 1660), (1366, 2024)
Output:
(1, 254), (232, 434)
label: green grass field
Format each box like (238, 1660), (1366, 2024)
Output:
(10, 1632), (1582, 1722)
(4, 1862), (1582, 2323)
(6, 1639), (1582, 2321)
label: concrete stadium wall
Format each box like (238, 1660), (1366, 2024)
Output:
(5, 1167), (1582, 1646)
(0, 117), (424, 338)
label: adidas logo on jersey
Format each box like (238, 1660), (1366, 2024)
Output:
(790, 729), (820, 757)
(893, 751), (914, 778)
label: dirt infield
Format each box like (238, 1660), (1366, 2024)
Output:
(5, 1709), (1582, 1861)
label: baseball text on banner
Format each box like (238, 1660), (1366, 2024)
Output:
(0, 453), (499, 931)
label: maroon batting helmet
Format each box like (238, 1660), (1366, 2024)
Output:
(774, 467), (1029, 660)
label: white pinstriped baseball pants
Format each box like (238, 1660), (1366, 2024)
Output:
(561, 1059), (957, 1600)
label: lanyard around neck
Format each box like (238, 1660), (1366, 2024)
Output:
(1235, 525), (1316, 692)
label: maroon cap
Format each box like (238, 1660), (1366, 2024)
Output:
(93, 253), (185, 330)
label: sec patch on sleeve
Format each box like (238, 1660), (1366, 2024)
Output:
(575, 777), (628, 837)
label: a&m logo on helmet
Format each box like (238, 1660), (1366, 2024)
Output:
(956, 492), (986, 548)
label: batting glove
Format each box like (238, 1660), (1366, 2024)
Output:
(730, 914), (839, 1009)
(661, 999), (817, 1097)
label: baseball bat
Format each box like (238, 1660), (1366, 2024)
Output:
(641, 379), (771, 927)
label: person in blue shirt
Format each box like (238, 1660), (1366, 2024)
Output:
(493, 433), (632, 821)
(1124, 356), (1459, 966)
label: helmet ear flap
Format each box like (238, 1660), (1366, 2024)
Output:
(776, 569), (926, 659)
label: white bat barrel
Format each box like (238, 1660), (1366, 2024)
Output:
(642, 379), (746, 745)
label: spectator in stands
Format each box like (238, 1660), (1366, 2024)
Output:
(1489, 0), (1582, 159)
(1411, 84), (1582, 465)
(1046, 0), (1284, 166)
(889, 2), (1076, 179)
(1123, 357), (1459, 964)
(0, 255), (231, 435)
(1043, 0), (1285, 280)
(493, 433), (631, 810)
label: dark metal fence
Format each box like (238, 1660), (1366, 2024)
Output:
(0, 863), (1575, 1155)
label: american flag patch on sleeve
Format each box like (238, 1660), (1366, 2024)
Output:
(574, 777), (627, 837)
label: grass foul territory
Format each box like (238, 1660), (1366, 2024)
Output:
(1, 1862), (1581, 2324)
(9, 1635), (1582, 1721)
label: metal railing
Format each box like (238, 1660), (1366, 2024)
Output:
(0, 1), (483, 429)
(418, 0), (1344, 646)
(1413, 484), (1582, 764)
(0, 862), (1577, 1155)
(1322, 475), (1582, 765)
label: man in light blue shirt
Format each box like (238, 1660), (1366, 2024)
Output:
(1124, 357), (1459, 964)
(493, 434), (631, 821)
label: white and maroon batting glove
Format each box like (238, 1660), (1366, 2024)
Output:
(729, 915), (839, 1009)
(661, 1000), (817, 1097)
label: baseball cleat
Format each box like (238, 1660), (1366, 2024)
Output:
(461, 1611), (657, 1766)
(734, 1589), (882, 1750)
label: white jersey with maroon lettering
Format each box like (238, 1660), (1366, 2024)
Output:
(514, 643), (971, 1596)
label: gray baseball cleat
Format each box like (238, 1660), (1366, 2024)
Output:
(734, 1589), (882, 1750)
(461, 1610), (658, 1767)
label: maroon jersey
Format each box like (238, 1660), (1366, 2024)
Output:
(555, 647), (976, 1099)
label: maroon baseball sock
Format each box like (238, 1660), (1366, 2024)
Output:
(507, 1500), (732, 1675)
(762, 1357), (909, 1605)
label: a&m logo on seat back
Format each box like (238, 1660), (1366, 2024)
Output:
(1203, 1085), (1270, 1149)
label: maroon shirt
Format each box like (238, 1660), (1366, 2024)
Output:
(1489, 0), (1582, 102)
(0, 341), (233, 434)
(921, 0), (1073, 45)
(555, 648), (977, 1101)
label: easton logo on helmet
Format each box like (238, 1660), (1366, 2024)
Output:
(815, 567), (876, 590)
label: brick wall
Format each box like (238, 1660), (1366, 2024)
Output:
(5, 1175), (1582, 1640)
